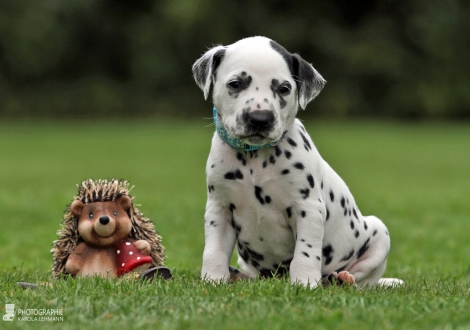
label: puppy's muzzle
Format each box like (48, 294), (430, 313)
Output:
(245, 110), (275, 132)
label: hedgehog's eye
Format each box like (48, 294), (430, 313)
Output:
(113, 211), (117, 216)
(89, 213), (94, 219)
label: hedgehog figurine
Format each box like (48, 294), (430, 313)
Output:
(51, 179), (171, 281)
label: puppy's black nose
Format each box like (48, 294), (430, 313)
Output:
(99, 215), (110, 225)
(247, 110), (275, 130)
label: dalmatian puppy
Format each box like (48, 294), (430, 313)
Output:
(192, 36), (402, 288)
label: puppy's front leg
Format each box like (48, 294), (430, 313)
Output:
(201, 200), (236, 282)
(289, 204), (325, 288)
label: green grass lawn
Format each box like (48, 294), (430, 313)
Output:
(0, 118), (469, 329)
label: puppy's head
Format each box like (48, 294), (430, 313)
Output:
(192, 36), (325, 146)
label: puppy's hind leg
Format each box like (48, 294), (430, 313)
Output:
(348, 216), (402, 287)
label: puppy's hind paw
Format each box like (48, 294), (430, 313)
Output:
(322, 271), (355, 287)
(337, 271), (355, 285)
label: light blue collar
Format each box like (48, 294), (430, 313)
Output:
(213, 107), (277, 151)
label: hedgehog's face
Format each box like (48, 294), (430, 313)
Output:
(71, 196), (133, 247)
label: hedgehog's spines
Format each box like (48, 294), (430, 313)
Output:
(51, 178), (165, 278)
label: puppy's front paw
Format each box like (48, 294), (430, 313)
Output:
(322, 271), (355, 287)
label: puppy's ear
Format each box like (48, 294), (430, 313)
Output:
(192, 45), (226, 100)
(292, 54), (326, 110)
(270, 40), (325, 110)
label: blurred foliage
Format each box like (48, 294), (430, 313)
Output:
(0, 0), (469, 119)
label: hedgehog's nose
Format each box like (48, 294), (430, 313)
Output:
(99, 215), (110, 225)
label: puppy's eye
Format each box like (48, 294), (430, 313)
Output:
(228, 80), (241, 89)
(89, 213), (94, 219)
(279, 83), (291, 95)
(113, 211), (117, 216)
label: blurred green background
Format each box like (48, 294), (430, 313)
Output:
(1, 0), (469, 119)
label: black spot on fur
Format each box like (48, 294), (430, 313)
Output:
(284, 150), (292, 159)
(353, 208), (358, 219)
(307, 173), (315, 188)
(302, 252), (310, 258)
(326, 208), (330, 220)
(269, 154), (276, 164)
(357, 238), (371, 259)
(287, 138), (297, 147)
(293, 162), (304, 170)
(236, 152), (247, 166)
(262, 161), (268, 168)
(225, 169), (243, 180)
(316, 256), (321, 261)
(344, 208), (348, 216)
(274, 146), (282, 157)
(265, 195), (272, 204)
(355, 230), (360, 238)
(246, 246), (264, 261)
(350, 220), (354, 229)
(299, 188), (310, 199)
(255, 186), (265, 205)
(210, 220), (216, 226)
(329, 190), (335, 202)
(322, 244), (334, 265)
(340, 197), (346, 208)
(229, 203), (236, 212)
(211, 164), (215, 168)
(364, 221), (368, 230)
(373, 230), (378, 236)
(230, 217), (241, 233)
(239, 247), (249, 262)
(251, 260), (260, 268)
(286, 206), (292, 218)
(259, 237), (264, 241)
(300, 210), (306, 217)
(321, 181), (324, 189)
(208, 185), (215, 193)
(281, 169), (290, 175)
(340, 249), (354, 262)
(299, 131), (312, 151)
